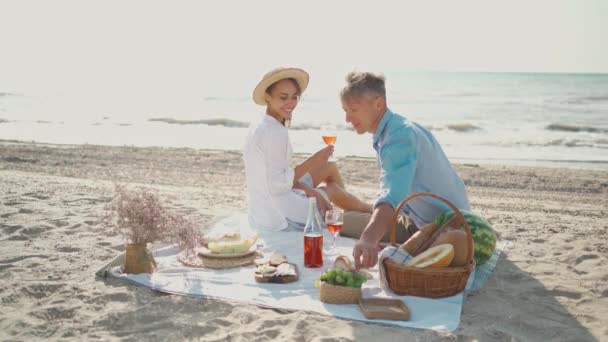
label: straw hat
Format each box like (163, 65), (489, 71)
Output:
(252, 67), (309, 105)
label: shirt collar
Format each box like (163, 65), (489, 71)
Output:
(262, 113), (286, 128)
(372, 109), (393, 146)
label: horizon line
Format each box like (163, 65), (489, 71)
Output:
(383, 69), (608, 76)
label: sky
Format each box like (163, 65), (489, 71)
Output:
(1, 0), (607, 97)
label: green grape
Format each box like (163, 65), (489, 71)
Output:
(353, 273), (366, 282)
(319, 272), (328, 281)
(346, 278), (356, 288)
(335, 275), (345, 285)
(326, 269), (337, 279)
(314, 280), (321, 288)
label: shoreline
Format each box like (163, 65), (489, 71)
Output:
(2, 138), (608, 172)
(1, 140), (607, 341)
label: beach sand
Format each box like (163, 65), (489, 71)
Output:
(1, 141), (607, 341)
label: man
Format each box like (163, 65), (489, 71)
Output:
(338, 71), (470, 270)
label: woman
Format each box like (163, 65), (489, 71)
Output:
(244, 67), (371, 231)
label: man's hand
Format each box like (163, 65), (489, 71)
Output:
(352, 238), (379, 270)
(351, 203), (395, 270)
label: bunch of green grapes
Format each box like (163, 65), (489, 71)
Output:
(314, 268), (367, 288)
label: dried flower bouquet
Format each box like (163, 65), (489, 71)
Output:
(101, 185), (202, 273)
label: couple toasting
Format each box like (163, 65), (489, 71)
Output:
(244, 67), (470, 270)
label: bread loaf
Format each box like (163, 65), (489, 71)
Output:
(399, 222), (438, 256)
(334, 255), (354, 271)
(269, 253), (288, 266)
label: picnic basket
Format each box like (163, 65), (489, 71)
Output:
(320, 282), (361, 304)
(383, 192), (474, 298)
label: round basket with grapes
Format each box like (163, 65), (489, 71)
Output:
(315, 257), (369, 304)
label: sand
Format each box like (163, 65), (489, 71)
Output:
(1, 140), (607, 341)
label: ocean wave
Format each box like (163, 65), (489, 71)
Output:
(563, 95), (608, 105)
(203, 96), (221, 101)
(425, 125), (442, 131)
(0, 118), (9, 123)
(289, 123), (322, 130)
(446, 123), (480, 132)
(0, 92), (17, 97)
(148, 117), (249, 128)
(443, 92), (482, 98)
(290, 123), (354, 131)
(546, 123), (607, 133)
(290, 121), (479, 133)
(511, 138), (608, 149)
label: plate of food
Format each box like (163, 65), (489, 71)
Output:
(199, 232), (259, 258)
(254, 253), (299, 284)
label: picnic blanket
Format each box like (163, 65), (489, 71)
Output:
(96, 213), (503, 332)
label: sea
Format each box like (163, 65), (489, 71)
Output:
(1, 71), (607, 170)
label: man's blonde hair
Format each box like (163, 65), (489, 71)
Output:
(340, 71), (386, 100)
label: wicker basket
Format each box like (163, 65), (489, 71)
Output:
(320, 282), (361, 304)
(383, 192), (474, 298)
(177, 250), (258, 270)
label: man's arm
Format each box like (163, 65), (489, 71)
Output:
(353, 125), (417, 269)
(353, 203), (394, 269)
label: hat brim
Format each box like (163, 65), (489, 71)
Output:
(252, 68), (309, 105)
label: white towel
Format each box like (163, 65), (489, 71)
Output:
(378, 246), (413, 289)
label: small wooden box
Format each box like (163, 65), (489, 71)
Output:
(358, 298), (410, 321)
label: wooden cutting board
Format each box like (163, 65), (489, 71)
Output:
(254, 263), (299, 284)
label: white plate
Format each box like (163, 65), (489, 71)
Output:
(197, 245), (257, 259)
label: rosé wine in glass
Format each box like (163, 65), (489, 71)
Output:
(322, 134), (337, 162)
(325, 209), (344, 254)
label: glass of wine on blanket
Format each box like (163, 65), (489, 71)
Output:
(325, 209), (344, 254)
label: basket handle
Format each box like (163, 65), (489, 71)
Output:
(389, 192), (474, 266)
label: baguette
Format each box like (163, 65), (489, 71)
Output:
(399, 222), (439, 256)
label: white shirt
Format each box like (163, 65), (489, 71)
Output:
(243, 114), (311, 231)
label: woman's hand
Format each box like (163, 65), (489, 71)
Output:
(311, 145), (334, 167)
(315, 193), (333, 216)
(294, 145), (334, 181)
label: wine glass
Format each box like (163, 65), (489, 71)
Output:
(325, 209), (344, 254)
(321, 133), (337, 162)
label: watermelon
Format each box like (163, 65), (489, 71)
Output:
(433, 210), (496, 265)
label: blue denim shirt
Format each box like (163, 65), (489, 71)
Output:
(373, 109), (470, 228)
